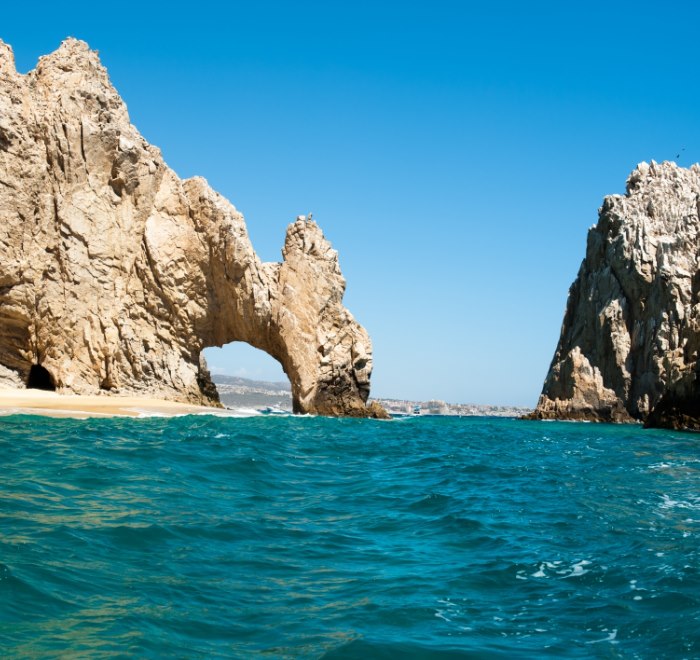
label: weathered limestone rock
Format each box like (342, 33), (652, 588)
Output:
(0, 38), (386, 418)
(530, 161), (700, 429)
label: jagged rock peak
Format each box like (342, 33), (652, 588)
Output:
(42, 37), (93, 60)
(35, 38), (109, 78)
(34, 39), (120, 104)
(0, 40), (17, 79)
(0, 38), (387, 418)
(529, 160), (700, 429)
(626, 160), (700, 193)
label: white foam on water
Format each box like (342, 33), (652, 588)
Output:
(564, 559), (591, 578)
(126, 406), (264, 419)
(132, 410), (178, 418)
(586, 629), (618, 645)
(531, 559), (591, 579)
(206, 407), (262, 417)
(659, 494), (700, 511)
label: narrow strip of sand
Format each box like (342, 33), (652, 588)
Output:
(0, 388), (225, 419)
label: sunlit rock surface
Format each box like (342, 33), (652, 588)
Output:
(0, 38), (385, 417)
(530, 161), (700, 430)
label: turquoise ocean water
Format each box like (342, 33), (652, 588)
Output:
(1, 414), (699, 658)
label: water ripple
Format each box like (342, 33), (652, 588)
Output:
(0, 415), (699, 657)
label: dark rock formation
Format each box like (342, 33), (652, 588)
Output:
(530, 161), (700, 430)
(0, 38), (387, 418)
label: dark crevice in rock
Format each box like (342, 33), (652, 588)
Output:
(27, 364), (56, 391)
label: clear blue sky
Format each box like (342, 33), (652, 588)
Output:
(4, 2), (699, 405)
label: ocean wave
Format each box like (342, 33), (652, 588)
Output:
(1, 416), (699, 656)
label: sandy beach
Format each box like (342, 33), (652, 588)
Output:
(0, 388), (225, 419)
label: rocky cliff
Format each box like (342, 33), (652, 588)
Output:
(0, 38), (386, 417)
(531, 161), (700, 430)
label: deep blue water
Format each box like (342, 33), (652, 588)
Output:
(1, 414), (699, 658)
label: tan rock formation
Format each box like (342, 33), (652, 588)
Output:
(530, 161), (700, 429)
(0, 38), (386, 418)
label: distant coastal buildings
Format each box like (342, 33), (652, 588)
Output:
(211, 376), (532, 417)
(373, 398), (533, 418)
(214, 375), (293, 411)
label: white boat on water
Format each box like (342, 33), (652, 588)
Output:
(258, 405), (290, 416)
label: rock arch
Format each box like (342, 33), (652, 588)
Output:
(0, 38), (386, 418)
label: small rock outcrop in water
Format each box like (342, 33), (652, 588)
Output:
(0, 39), (386, 417)
(530, 161), (700, 430)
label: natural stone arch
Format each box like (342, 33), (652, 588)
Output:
(0, 38), (386, 417)
(188, 212), (377, 416)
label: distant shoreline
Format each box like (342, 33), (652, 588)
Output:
(0, 381), (534, 420)
(211, 375), (533, 417)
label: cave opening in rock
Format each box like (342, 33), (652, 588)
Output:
(203, 343), (291, 411)
(27, 364), (56, 391)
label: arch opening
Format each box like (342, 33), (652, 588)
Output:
(203, 343), (292, 412)
(27, 364), (56, 391)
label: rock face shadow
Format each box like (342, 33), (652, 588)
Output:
(26, 365), (56, 391)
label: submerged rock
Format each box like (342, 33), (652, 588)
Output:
(530, 160), (700, 430)
(0, 38), (386, 418)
